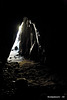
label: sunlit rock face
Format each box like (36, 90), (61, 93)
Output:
(7, 17), (42, 62)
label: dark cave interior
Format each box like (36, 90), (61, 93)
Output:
(0, 0), (67, 99)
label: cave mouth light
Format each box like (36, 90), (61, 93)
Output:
(7, 18), (41, 63)
(7, 22), (24, 62)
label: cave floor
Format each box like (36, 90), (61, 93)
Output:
(0, 60), (67, 99)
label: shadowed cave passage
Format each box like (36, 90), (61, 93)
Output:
(0, 8), (67, 99)
(0, 1), (66, 99)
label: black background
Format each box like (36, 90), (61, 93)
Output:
(0, 0), (66, 67)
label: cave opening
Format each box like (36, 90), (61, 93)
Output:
(7, 17), (45, 63)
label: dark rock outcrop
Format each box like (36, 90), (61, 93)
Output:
(18, 17), (43, 62)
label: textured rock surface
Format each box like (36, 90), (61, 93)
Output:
(0, 60), (67, 99)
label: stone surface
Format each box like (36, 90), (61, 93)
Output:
(0, 60), (67, 99)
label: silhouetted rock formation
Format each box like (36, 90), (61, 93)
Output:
(18, 17), (42, 61)
(8, 17), (45, 63)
